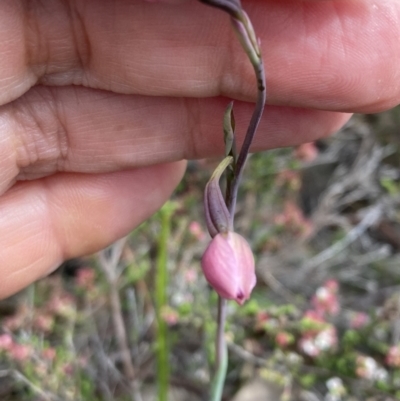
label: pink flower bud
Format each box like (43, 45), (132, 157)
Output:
(386, 345), (400, 368)
(295, 142), (318, 162)
(201, 232), (256, 305)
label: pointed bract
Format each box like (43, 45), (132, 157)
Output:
(204, 156), (233, 237)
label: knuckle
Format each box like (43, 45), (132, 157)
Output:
(11, 87), (69, 178)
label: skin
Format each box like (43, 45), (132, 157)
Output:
(0, 0), (400, 299)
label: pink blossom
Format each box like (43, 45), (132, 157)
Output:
(314, 326), (337, 351)
(325, 279), (339, 292)
(254, 311), (270, 331)
(9, 343), (32, 361)
(160, 307), (179, 326)
(76, 267), (96, 289)
(201, 232), (256, 305)
(356, 355), (388, 382)
(275, 170), (301, 191)
(299, 336), (320, 357)
(62, 363), (74, 376)
(42, 347), (57, 361)
(386, 345), (400, 368)
(0, 334), (13, 351)
(184, 268), (198, 284)
(189, 221), (206, 241)
(349, 312), (369, 329)
(311, 280), (340, 316)
(303, 310), (325, 324)
(33, 314), (54, 333)
(276, 331), (292, 348)
(295, 142), (318, 162)
(311, 289), (339, 316)
(48, 294), (76, 318)
(298, 326), (337, 357)
(301, 317), (325, 337)
(256, 311), (270, 323)
(3, 312), (26, 331)
(274, 201), (314, 238)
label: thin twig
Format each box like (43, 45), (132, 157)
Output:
(227, 342), (266, 366)
(298, 204), (383, 278)
(98, 239), (136, 382)
(12, 370), (62, 401)
(257, 269), (303, 306)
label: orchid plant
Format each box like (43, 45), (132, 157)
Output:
(198, 0), (266, 399)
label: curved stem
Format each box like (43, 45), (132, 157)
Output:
(200, 0), (267, 219)
(227, 59), (266, 218)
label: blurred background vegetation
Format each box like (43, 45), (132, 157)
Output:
(1, 108), (400, 401)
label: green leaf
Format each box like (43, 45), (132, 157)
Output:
(223, 101), (237, 160)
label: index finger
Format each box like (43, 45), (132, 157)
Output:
(0, 0), (399, 112)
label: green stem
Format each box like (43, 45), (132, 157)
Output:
(155, 203), (174, 401)
(210, 297), (228, 401)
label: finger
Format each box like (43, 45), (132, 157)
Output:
(1, 0), (399, 112)
(0, 161), (185, 299)
(0, 85), (351, 191)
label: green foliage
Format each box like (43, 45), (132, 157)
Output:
(239, 299), (261, 316)
(298, 374), (316, 389)
(380, 177), (400, 195)
(343, 330), (362, 349)
(154, 202), (176, 401)
(124, 259), (150, 286)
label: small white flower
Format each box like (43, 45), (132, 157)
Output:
(326, 377), (346, 399)
(300, 338), (319, 357)
(326, 377), (343, 392)
(316, 287), (330, 300)
(374, 367), (388, 383)
(315, 328), (336, 351)
(364, 357), (378, 380)
(286, 352), (302, 365)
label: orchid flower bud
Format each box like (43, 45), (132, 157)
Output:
(201, 231), (256, 305)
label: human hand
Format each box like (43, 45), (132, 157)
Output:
(1, 0), (399, 298)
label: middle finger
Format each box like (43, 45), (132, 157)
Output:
(0, 85), (350, 193)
